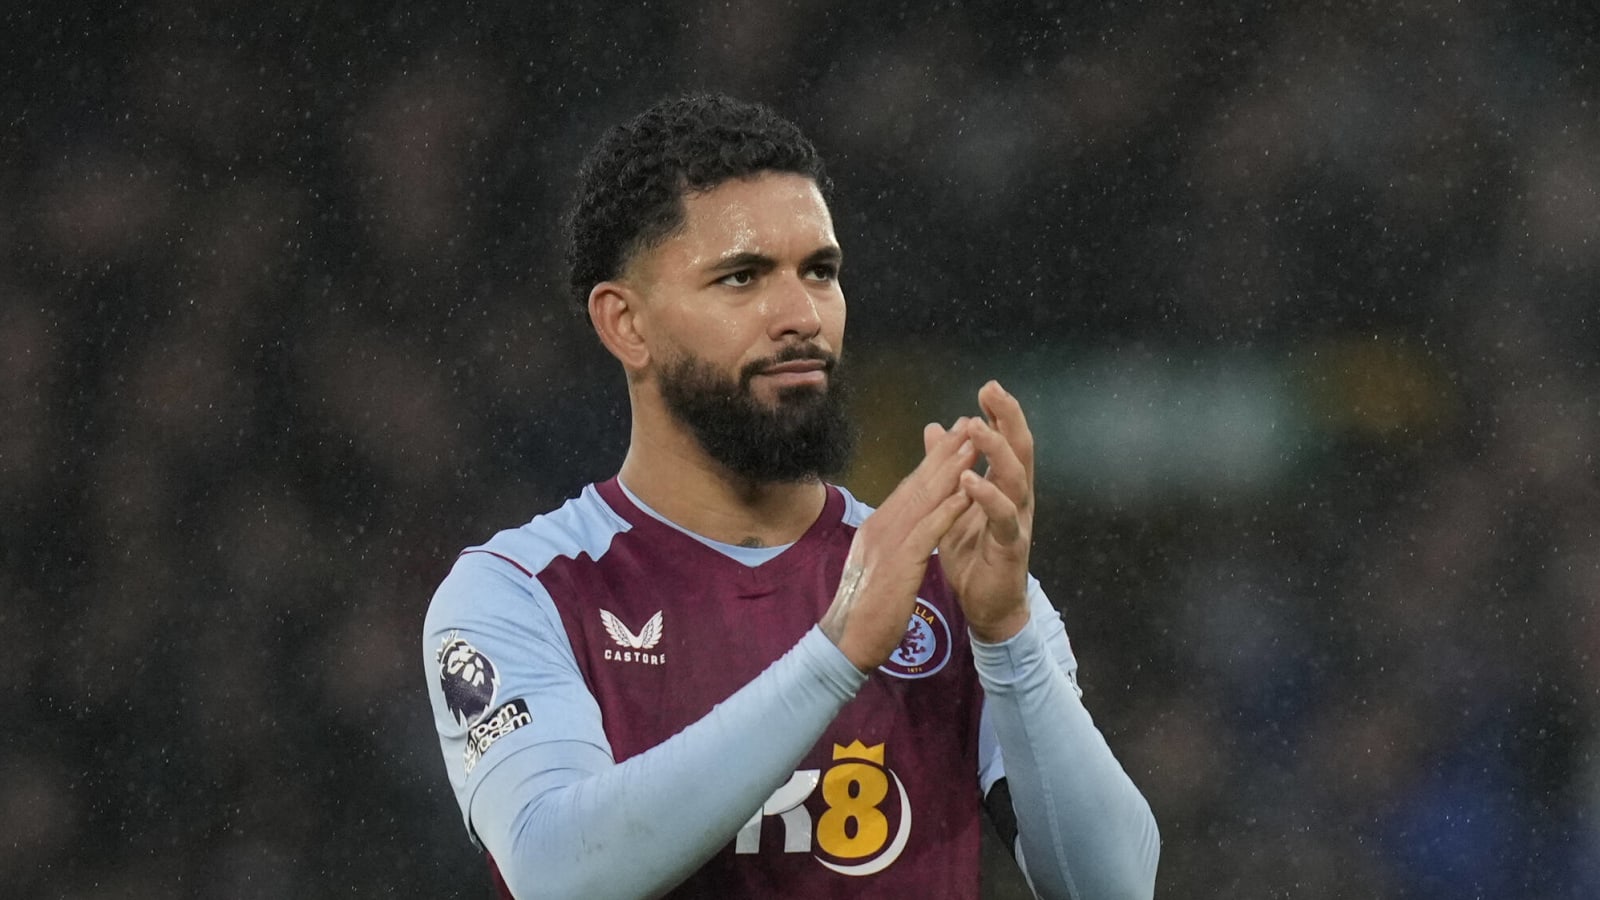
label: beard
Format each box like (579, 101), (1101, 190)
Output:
(657, 345), (856, 484)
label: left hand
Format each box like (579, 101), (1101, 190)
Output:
(927, 380), (1036, 643)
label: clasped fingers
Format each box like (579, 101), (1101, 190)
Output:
(964, 417), (1033, 526)
(848, 420), (977, 566)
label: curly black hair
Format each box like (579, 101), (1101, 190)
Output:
(564, 93), (831, 309)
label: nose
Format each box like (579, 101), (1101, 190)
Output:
(766, 272), (823, 341)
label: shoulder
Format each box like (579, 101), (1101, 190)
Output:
(426, 484), (632, 628)
(832, 483), (876, 528)
(470, 483), (633, 577)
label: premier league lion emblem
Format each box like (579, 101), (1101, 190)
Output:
(438, 632), (499, 727)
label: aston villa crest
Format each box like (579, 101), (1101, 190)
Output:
(878, 599), (952, 679)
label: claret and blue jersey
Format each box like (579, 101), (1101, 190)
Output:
(424, 478), (1156, 900)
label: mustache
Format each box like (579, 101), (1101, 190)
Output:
(739, 345), (839, 388)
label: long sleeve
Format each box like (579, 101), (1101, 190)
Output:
(972, 590), (1160, 900)
(425, 551), (870, 899)
(471, 626), (866, 898)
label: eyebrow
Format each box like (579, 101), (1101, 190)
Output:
(706, 245), (843, 273)
(805, 246), (844, 269)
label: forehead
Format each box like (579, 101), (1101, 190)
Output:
(643, 172), (836, 276)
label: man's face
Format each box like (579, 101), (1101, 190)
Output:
(627, 172), (853, 481)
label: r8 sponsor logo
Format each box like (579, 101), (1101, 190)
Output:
(735, 741), (911, 876)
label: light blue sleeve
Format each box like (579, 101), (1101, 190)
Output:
(972, 577), (1161, 900)
(422, 552), (868, 899)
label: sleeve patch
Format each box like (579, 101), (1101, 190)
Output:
(465, 699), (533, 774)
(438, 631), (500, 727)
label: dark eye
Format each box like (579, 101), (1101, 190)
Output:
(718, 270), (755, 287)
(805, 263), (838, 282)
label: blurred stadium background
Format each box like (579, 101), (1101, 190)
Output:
(4, 2), (1598, 897)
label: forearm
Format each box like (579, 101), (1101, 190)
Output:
(973, 620), (1160, 900)
(474, 626), (865, 899)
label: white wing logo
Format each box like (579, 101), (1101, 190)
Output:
(600, 609), (664, 650)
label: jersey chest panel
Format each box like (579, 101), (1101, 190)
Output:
(539, 523), (988, 898)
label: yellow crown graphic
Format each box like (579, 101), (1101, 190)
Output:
(832, 740), (885, 764)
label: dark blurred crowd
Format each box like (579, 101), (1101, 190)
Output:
(5, 2), (1598, 897)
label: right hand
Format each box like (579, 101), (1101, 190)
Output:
(821, 419), (978, 670)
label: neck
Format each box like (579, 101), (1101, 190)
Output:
(617, 395), (827, 547)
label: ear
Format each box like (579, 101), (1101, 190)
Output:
(588, 280), (651, 372)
